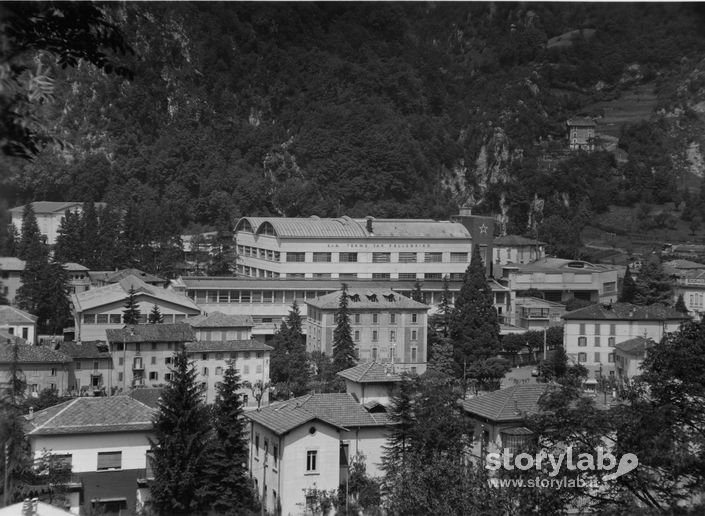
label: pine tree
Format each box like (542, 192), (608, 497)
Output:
(17, 203), (47, 262)
(411, 281), (425, 303)
(619, 265), (637, 303)
(123, 287), (141, 325)
(449, 246), (500, 370)
(54, 209), (84, 264)
(381, 375), (417, 474)
(148, 304), (164, 324)
(633, 257), (673, 306)
(433, 276), (452, 337)
(270, 301), (310, 398)
(206, 361), (259, 514)
(17, 258), (70, 335)
(95, 205), (123, 269)
(332, 283), (356, 373)
(81, 201), (99, 268)
(675, 294), (688, 314)
(150, 349), (213, 515)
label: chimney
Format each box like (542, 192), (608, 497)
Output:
(366, 217), (374, 235)
(28, 406), (34, 420)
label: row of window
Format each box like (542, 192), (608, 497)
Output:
(352, 329), (419, 342)
(117, 351), (264, 366)
(577, 323), (617, 335)
(83, 313), (187, 324)
(238, 245), (281, 262)
(689, 293), (704, 308)
(577, 336), (617, 347)
(246, 251), (470, 264)
(576, 352), (615, 363)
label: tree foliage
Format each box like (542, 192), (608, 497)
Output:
(633, 256), (673, 306)
(332, 283), (356, 374)
(122, 286), (141, 325)
(270, 301), (310, 398)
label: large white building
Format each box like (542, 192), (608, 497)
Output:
(234, 216), (474, 281)
(10, 201), (106, 246)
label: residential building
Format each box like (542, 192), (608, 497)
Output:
(57, 341), (114, 396)
(492, 235), (545, 268)
(88, 269), (167, 289)
(24, 396), (155, 515)
(513, 297), (566, 330)
(234, 216), (473, 281)
(246, 391), (391, 515)
(567, 117), (596, 151)
(0, 342), (72, 396)
(663, 259), (705, 320)
(462, 384), (550, 457)
(0, 305), (38, 344)
(10, 202), (106, 246)
(613, 336), (652, 387)
(305, 288), (429, 374)
(184, 339), (272, 406)
(336, 362), (401, 406)
(499, 258), (620, 305)
(70, 274), (201, 341)
(185, 311), (254, 341)
(63, 263), (91, 295)
(562, 302), (688, 378)
(0, 257), (25, 304)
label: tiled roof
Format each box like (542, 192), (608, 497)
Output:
(507, 258), (617, 274)
(58, 340), (111, 359)
(246, 393), (390, 435)
(662, 259), (705, 270)
(72, 274), (200, 312)
(185, 340), (273, 352)
(106, 323), (195, 343)
(0, 306), (37, 325)
(10, 201), (82, 214)
(129, 387), (163, 408)
(62, 262), (88, 271)
(102, 268), (165, 284)
(494, 235), (545, 246)
(0, 343), (71, 364)
(305, 288), (428, 310)
(567, 117), (596, 127)
(562, 302), (689, 321)
(614, 336), (651, 356)
(186, 311), (254, 328)
(236, 216), (470, 240)
(461, 384), (551, 423)
(337, 362), (402, 383)
(0, 257), (26, 271)
(26, 396), (155, 435)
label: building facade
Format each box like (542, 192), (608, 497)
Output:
(613, 336), (652, 387)
(0, 305), (37, 344)
(0, 257), (25, 304)
(513, 297), (566, 330)
(562, 303), (688, 378)
(305, 288), (429, 374)
(10, 202), (106, 246)
(493, 235), (545, 268)
(567, 117), (596, 151)
(0, 343), (72, 396)
(58, 341), (114, 396)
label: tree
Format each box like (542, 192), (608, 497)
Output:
(619, 265), (637, 303)
(410, 281), (425, 303)
(430, 276), (452, 338)
(0, 2), (133, 159)
(81, 202), (99, 268)
(53, 209), (83, 264)
(332, 283), (356, 374)
(122, 286), (141, 325)
(465, 357), (511, 391)
(148, 304), (164, 324)
(17, 260), (71, 335)
(633, 256), (673, 306)
(17, 204), (46, 262)
(675, 293), (688, 314)
(206, 361), (258, 515)
(270, 301), (309, 398)
(450, 246), (501, 373)
(150, 349), (212, 516)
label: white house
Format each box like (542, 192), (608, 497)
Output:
(562, 302), (688, 378)
(492, 235), (545, 268)
(336, 362), (402, 406)
(613, 336), (653, 387)
(24, 396), (155, 515)
(10, 202), (106, 246)
(0, 305), (37, 344)
(0, 257), (25, 304)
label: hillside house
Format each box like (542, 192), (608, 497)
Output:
(513, 297), (566, 330)
(567, 117), (596, 151)
(88, 269), (167, 289)
(57, 341), (114, 396)
(613, 336), (652, 387)
(336, 361), (402, 406)
(185, 311), (254, 341)
(493, 235), (545, 268)
(663, 259), (705, 320)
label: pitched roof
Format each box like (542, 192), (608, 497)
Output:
(185, 340), (273, 353)
(337, 362), (402, 383)
(0, 343), (71, 364)
(0, 257), (26, 271)
(566, 116), (596, 127)
(10, 201), (83, 215)
(102, 268), (165, 284)
(562, 302), (689, 321)
(246, 393), (391, 435)
(186, 311), (254, 328)
(106, 323), (195, 343)
(662, 259), (705, 270)
(305, 288), (428, 310)
(58, 340), (111, 359)
(72, 274), (200, 312)
(128, 387), (163, 408)
(461, 384), (551, 423)
(0, 305), (37, 325)
(614, 336), (652, 356)
(62, 262), (89, 272)
(25, 396), (155, 435)
(494, 235), (545, 246)
(507, 258), (617, 274)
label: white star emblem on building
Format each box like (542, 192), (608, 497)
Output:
(479, 223), (488, 234)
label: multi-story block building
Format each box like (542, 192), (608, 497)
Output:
(567, 117), (596, 151)
(186, 311), (253, 341)
(58, 340), (114, 395)
(613, 336), (652, 387)
(513, 296), (566, 330)
(305, 288), (429, 374)
(492, 235), (545, 268)
(0, 256), (25, 304)
(10, 201), (106, 246)
(0, 342), (72, 396)
(562, 302), (688, 378)
(0, 305), (37, 344)
(234, 216), (473, 281)
(64, 262), (91, 295)
(71, 274), (201, 341)
(663, 259), (705, 321)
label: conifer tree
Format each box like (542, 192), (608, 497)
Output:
(381, 375), (417, 474)
(675, 294), (688, 314)
(150, 349), (212, 515)
(54, 210), (84, 264)
(17, 258), (70, 334)
(619, 265), (637, 303)
(17, 203), (46, 262)
(633, 257), (673, 306)
(81, 201), (99, 268)
(123, 287), (141, 325)
(411, 281), (425, 303)
(148, 304), (164, 324)
(332, 283), (356, 373)
(95, 205), (123, 269)
(433, 276), (452, 337)
(206, 361), (259, 514)
(270, 301), (309, 398)
(449, 246), (500, 369)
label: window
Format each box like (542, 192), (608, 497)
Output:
(97, 451), (122, 471)
(608, 337), (615, 347)
(51, 454), (72, 470)
(578, 337), (587, 347)
(579, 323), (586, 334)
(215, 366), (223, 375)
(390, 313), (396, 324)
(339, 273), (357, 279)
(372, 330), (378, 342)
(256, 364), (263, 374)
(83, 314), (96, 324)
(372, 252), (391, 263)
(372, 273), (390, 279)
(244, 365), (250, 374)
(151, 356), (156, 365)
(165, 373), (172, 381)
(255, 434), (259, 456)
(450, 252), (468, 263)
(97, 314), (108, 324)
(578, 352), (587, 363)
(411, 314), (418, 324)
(411, 330), (417, 341)
(594, 324), (601, 335)
(399, 273), (417, 280)
(609, 324), (616, 336)
(354, 330), (360, 342)
(399, 252), (417, 263)
(165, 357), (172, 365)
(372, 348), (378, 361)
(202, 367), (209, 376)
(339, 252), (358, 263)
(389, 347), (395, 361)
(202, 353), (208, 361)
(215, 353), (223, 360)
(118, 373), (123, 382)
(50, 368), (56, 376)
(594, 337), (600, 347)
(594, 352), (601, 363)
(273, 445), (278, 467)
(354, 314), (361, 324)
(151, 343), (157, 351)
(313, 273), (331, 279)
(93, 360), (99, 370)
(608, 353), (615, 363)
(306, 450), (318, 472)
(372, 314), (378, 324)
(76, 361), (81, 370)
(149, 372), (158, 381)
(286, 252), (306, 262)
(390, 330), (396, 342)
(313, 252), (332, 262)
(118, 357), (124, 366)
(424, 273), (442, 280)
(424, 252), (442, 263)
(411, 347), (417, 361)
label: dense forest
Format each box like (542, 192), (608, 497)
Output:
(2, 2), (705, 251)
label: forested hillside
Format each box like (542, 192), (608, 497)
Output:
(2, 2), (705, 247)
